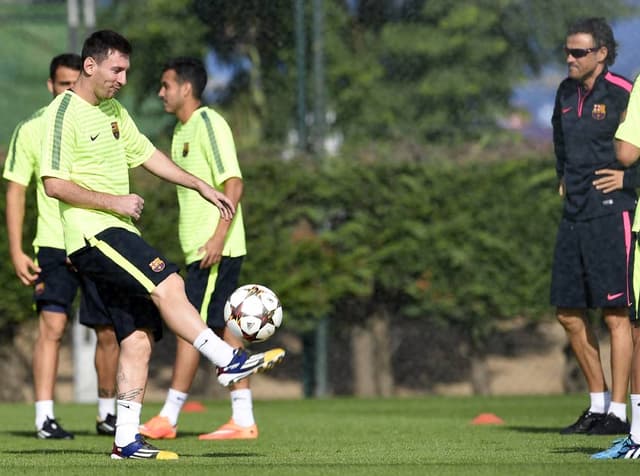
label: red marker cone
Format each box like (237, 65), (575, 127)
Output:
(471, 413), (504, 425)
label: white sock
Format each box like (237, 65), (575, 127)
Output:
(159, 388), (188, 426)
(35, 400), (54, 429)
(631, 394), (640, 443)
(193, 328), (235, 367)
(231, 388), (255, 427)
(115, 400), (142, 447)
(589, 392), (608, 414)
(98, 397), (116, 420)
(608, 401), (627, 422)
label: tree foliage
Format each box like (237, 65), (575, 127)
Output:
(100, 0), (632, 146)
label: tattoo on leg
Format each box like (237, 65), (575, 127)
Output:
(118, 388), (144, 401)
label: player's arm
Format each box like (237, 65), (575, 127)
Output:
(42, 176), (145, 221)
(141, 148), (235, 221)
(5, 181), (40, 285)
(199, 177), (243, 269)
(616, 139), (640, 168)
(551, 88), (566, 196)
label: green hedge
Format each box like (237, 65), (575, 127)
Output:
(0, 153), (561, 344)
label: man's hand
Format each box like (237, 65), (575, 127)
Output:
(558, 179), (565, 197)
(11, 251), (40, 286)
(198, 233), (225, 269)
(199, 187), (235, 221)
(593, 169), (624, 194)
(111, 194), (145, 221)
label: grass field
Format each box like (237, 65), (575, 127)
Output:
(2, 395), (640, 475)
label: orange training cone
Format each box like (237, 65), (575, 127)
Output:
(471, 413), (504, 425)
(183, 401), (206, 413)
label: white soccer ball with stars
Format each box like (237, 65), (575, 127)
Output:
(224, 284), (283, 343)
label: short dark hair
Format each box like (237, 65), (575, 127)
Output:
(49, 53), (82, 80)
(162, 57), (208, 100)
(567, 17), (617, 66)
(81, 30), (132, 64)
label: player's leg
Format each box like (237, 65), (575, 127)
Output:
(74, 229), (284, 388)
(94, 325), (118, 435)
(33, 247), (77, 439)
(198, 257), (258, 439)
(552, 219), (609, 433)
(139, 336), (199, 439)
(556, 307), (609, 395)
(151, 271), (284, 387)
(78, 275), (119, 435)
(595, 308), (633, 433)
(586, 212), (633, 434)
(199, 325), (259, 440)
(111, 328), (177, 460)
(33, 308), (72, 439)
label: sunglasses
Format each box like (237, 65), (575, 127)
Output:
(564, 46), (599, 58)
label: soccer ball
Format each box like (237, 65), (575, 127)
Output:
(224, 284), (283, 343)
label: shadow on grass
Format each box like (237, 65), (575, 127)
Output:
(503, 425), (562, 434)
(550, 446), (606, 456)
(0, 449), (106, 455)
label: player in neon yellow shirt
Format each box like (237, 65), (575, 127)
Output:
(592, 75), (640, 459)
(39, 30), (284, 460)
(3, 53), (118, 439)
(140, 57), (257, 441)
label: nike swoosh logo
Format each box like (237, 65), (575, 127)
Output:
(90, 133), (100, 141)
(118, 402), (131, 409)
(562, 107), (572, 114)
(197, 339), (208, 350)
(607, 292), (624, 301)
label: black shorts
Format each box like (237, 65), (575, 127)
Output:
(68, 228), (180, 342)
(185, 256), (243, 329)
(34, 247), (79, 315)
(550, 212), (634, 310)
(77, 275), (116, 328)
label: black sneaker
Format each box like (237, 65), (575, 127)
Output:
(36, 417), (74, 439)
(96, 413), (116, 436)
(559, 408), (605, 434)
(588, 412), (630, 435)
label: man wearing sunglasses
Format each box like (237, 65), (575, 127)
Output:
(551, 17), (637, 436)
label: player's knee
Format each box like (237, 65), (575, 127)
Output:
(152, 272), (185, 302)
(119, 329), (153, 361)
(556, 311), (585, 332)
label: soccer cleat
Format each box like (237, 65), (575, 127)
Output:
(198, 419), (259, 440)
(559, 408), (605, 434)
(139, 415), (177, 440)
(36, 417), (74, 440)
(588, 412), (630, 435)
(217, 348), (286, 387)
(591, 436), (640, 459)
(111, 433), (178, 460)
(96, 413), (117, 436)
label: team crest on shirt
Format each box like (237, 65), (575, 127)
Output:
(111, 121), (120, 139)
(592, 104), (606, 120)
(182, 142), (189, 157)
(35, 282), (45, 295)
(149, 257), (166, 272)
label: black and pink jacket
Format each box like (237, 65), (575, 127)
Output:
(552, 68), (637, 221)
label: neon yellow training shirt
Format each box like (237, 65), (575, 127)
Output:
(40, 90), (155, 254)
(616, 76), (640, 232)
(171, 106), (246, 264)
(3, 106), (67, 249)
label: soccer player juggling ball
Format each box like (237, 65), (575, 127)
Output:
(39, 30), (285, 460)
